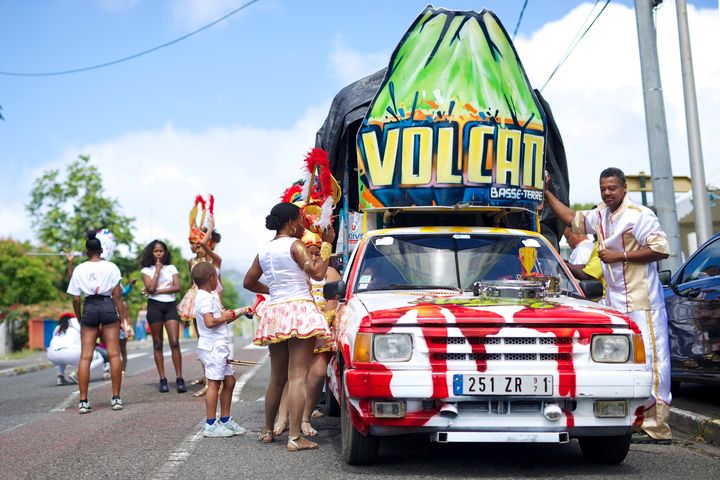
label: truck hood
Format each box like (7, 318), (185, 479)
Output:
(355, 291), (635, 330)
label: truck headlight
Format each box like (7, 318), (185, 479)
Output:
(591, 335), (630, 363)
(373, 334), (413, 362)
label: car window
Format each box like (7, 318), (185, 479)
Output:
(679, 237), (720, 283)
(354, 233), (578, 294)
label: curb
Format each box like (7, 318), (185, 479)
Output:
(671, 406), (720, 446)
(0, 361), (53, 378)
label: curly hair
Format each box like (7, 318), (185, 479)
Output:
(140, 240), (172, 268)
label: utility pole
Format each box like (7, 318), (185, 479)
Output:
(676, 0), (712, 245)
(634, 0), (682, 272)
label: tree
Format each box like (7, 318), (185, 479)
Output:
(26, 154), (135, 253)
(0, 240), (57, 307)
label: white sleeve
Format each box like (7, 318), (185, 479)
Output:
(70, 317), (81, 332)
(572, 210), (598, 235)
(166, 264), (179, 276)
(67, 271), (81, 296)
(111, 264), (122, 289)
(633, 209), (669, 254)
(141, 266), (152, 277)
(198, 294), (214, 315)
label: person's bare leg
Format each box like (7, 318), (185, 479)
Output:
(302, 352), (330, 435)
(165, 320), (183, 378)
(205, 380), (221, 420)
(149, 321), (165, 379)
(219, 375), (236, 419)
(78, 326), (100, 401)
(287, 337), (316, 447)
(274, 382), (289, 435)
(264, 343), (289, 433)
(101, 323), (123, 397)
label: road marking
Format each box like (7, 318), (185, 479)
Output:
(256, 395), (265, 402)
(155, 356), (267, 479)
(151, 424), (204, 480)
(0, 422), (25, 435)
(232, 357), (267, 403)
(126, 352), (147, 360)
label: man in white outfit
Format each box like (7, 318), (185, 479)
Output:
(564, 226), (594, 265)
(544, 167), (672, 445)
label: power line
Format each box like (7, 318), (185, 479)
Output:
(540, 0), (612, 92)
(512, 0), (530, 40)
(0, 0), (260, 77)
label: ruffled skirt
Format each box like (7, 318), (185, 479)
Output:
(253, 299), (329, 346)
(177, 285), (198, 322)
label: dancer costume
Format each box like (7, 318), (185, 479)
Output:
(252, 237), (329, 346)
(573, 195), (672, 440)
(302, 230), (336, 354)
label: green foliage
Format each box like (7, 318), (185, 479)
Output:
(571, 202), (597, 211)
(221, 277), (241, 309)
(0, 240), (58, 307)
(26, 154), (135, 252)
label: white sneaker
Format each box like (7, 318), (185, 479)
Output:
(221, 418), (247, 436)
(111, 396), (123, 411)
(203, 421), (234, 438)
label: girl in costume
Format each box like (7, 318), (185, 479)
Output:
(140, 240), (185, 393)
(177, 195), (223, 397)
(244, 202), (334, 452)
(46, 312), (106, 385)
(67, 231), (126, 413)
(273, 230), (341, 437)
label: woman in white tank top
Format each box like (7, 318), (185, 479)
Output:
(244, 202), (334, 451)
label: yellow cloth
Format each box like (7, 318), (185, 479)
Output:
(583, 242), (606, 296)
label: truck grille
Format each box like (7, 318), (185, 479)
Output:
(430, 337), (572, 345)
(433, 352), (571, 361)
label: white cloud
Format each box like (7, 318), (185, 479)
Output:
(169, 0), (273, 30)
(514, 2), (719, 205)
(329, 36), (389, 85)
(8, 106), (329, 273)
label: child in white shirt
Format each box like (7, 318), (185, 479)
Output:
(192, 262), (250, 438)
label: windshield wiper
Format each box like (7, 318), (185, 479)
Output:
(370, 284), (462, 292)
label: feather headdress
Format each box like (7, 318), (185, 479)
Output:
(188, 194), (215, 248)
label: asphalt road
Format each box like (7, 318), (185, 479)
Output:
(1, 338), (719, 480)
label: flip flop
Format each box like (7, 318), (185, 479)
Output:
(301, 421), (317, 436)
(287, 435), (318, 452)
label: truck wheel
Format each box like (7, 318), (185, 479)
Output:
(341, 397), (379, 465)
(324, 385), (341, 417)
(578, 434), (631, 464)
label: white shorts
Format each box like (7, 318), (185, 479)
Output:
(198, 341), (234, 381)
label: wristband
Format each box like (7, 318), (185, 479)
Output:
(320, 242), (333, 261)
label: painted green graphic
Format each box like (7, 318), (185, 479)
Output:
(357, 7), (546, 211)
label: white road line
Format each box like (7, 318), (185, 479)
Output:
(0, 422), (25, 435)
(155, 355), (267, 479)
(256, 395), (265, 402)
(125, 352), (147, 360)
(151, 424), (204, 480)
(231, 356), (267, 403)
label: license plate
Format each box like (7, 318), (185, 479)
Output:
(453, 374), (553, 396)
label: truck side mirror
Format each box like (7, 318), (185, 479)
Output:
(579, 280), (603, 299)
(323, 280), (346, 302)
(658, 270), (671, 287)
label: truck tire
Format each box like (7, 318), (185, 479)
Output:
(341, 396), (379, 465)
(578, 434), (631, 464)
(324, 386), (341, 417)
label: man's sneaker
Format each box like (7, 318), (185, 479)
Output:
(78, 400), (92, 414)
(221, 418), (247, 436)
(68, 371), (78, 384)
(56, 375), (69, 386)
(159, 377), (169, 393)
(631, 431), (672, 445)
(203, 421), (234, 438)
(176, 377), (187, 393)
(111, 396), (123, 411)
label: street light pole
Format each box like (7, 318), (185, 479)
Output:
(675, 0), (712, 245)
(634, 0), (682, 272)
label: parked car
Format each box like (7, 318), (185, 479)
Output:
(324, 227), (651, 465)
(664, 232), (720, 391)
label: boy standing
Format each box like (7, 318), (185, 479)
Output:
(192, 262), (248, 438)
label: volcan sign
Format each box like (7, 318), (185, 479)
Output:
(356, 7), (546, 211)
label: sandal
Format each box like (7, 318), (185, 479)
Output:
(287, 435), (318, 452)
(258, 429), (275, 443)
(310, 408), (324, 419)
(273, 418), (288, 436)
(192, 385), (208, 398)
(301, 420), (317, 436)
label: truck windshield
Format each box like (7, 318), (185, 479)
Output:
(355, 234), (578, 294)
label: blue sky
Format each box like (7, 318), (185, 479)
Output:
(1, 0), (717, 269)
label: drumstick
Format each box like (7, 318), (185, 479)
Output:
(227, 359), (262, 366)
